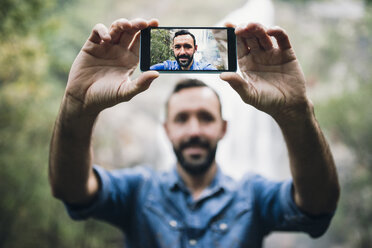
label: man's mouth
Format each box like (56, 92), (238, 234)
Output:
(180, 138), (209, 156)
(182, 146), (207, 162)
(183, 146), (206, 154)
(177, 55), (191, 66)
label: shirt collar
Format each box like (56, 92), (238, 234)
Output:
(166, 167), (183, 191)
(165, 165), (234, 194)
(189, 60), (198, 70)
(173, 60), (197, 70)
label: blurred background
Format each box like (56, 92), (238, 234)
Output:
(0, 0), (371, 247)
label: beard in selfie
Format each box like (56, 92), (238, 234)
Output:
(175, 53), (194, 68)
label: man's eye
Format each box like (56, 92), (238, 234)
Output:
(185, 45), (192, 49)
(174, 114), (188, 123)
(199, 112), (215, 122)
(174, 45), (181, 49)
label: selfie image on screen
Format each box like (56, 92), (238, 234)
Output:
(150, 28), (228, 71)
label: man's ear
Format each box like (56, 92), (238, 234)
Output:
(220, 120), (228, 140)
(163, 122), (170, 138)
(194, 44), (198, 51)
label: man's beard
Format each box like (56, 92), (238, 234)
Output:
(173, 137), (217, 176)
(175, 54), (193, 68)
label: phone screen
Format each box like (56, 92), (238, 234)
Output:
(140, 27), (236, 72)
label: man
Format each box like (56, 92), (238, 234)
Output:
(49, 18), (340, 247)
(150, 29), (216, 70)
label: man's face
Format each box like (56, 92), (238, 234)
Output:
(164, 87), (227, 175)
(173, 35), (197, 69)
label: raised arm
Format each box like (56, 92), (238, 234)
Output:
(49, 18), (159, 205)
(220, 23), (340, 215)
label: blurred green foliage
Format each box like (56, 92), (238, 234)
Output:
(0, 0), (122, 247)
(0, 0), (48, 37)
(316, 68), (372, 246)
(308, 5), (372, 248)
(150, 29), (174, 65)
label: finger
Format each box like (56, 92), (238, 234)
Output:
(134, 70), (159, 91)
(220, 72), (256, 105)
(128, 31), (141, 55)
(236, 35), (250, 59)
(129, 18), (159, 54)
(236, 23), (273, 52)
(267, 26), (292, 50)
(148, 18), (159, 27)
(118, 71), (159, 102)
(89, 23), (111, 44)
(235, 24), (260, 52)
(109, 18), (132, 44)
(119, 18), (148, 47)
(220, 72), (247, 91)
(224, 22), (236, 28)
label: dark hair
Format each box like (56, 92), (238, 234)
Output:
(165, 78), (222, 118)
(172, 78), (208, 93)
(173, 30), (196, 47)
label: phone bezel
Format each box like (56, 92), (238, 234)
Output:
(140, 26), (237, 73)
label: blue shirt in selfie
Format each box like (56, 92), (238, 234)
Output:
(65, 165), (334, 248)
(150, 60), (216, 70)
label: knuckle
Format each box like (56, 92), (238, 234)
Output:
(93, 23), (105, 31)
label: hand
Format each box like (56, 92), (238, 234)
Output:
(63, 18), (159, 119)
(220, 23), (310, 122)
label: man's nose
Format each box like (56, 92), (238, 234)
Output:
(179, 47), (186, 54)
(187, 118), (202, 137)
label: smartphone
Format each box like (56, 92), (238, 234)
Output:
(140, 27), (236, 73)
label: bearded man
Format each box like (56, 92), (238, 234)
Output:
(49, 18), (340, 248)
(150, 29), (216, 70)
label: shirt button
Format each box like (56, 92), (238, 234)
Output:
(169, 220), (178, 228)
(189, 239), (197, 246)
(219, 223), (228, 231)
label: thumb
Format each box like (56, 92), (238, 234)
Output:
(220, 72), (255, 105)
(118, 71), (159, 102)
(134, 70), (159, 92)
(220, 72), (246, 90)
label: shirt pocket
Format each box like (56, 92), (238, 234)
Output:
(142, 197), (184, 248)
(210, 200), (253, 248)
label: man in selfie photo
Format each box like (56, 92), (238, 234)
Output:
(49, 18), (340, 247)
(150, 29), (217, 71)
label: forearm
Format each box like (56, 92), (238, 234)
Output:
(275, 101), (340, 215)
(49, 95), (99, 204)
(220, 22), (340, 214)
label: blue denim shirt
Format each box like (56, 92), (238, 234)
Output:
(150, 60), (216, 70)
(65, 166), (333, 248)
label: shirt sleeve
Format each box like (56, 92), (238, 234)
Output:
(150, 63), (166, 70)
(150, 60), (176, 70)
(202, 64), (217, 70)
(251, 176), (335, 238)
(64, 165), (150, 231)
